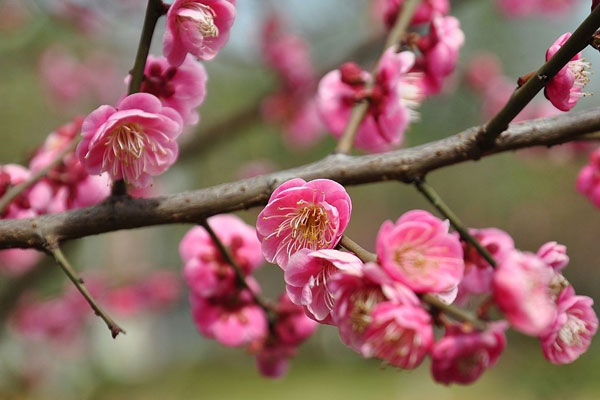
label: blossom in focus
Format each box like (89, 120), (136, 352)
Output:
(284, 249), (363, 323)
(180, 214), (263, 298)
(537, 241), (569, 272)
(431, 322), (508, 385)
(373, 0), (450, 28)
(76, 93), (183, 188)
(415, 15), (465, 96)
(540, 286), (598, 364)
(256, 178), (352, 269)
(362, 301), (434, 369)
(376, 210), (464, 293)
(163, 0), (236, 66)
(134, 54), (207, 126)
(492, 251), (557, 336)
(317, 49), (422, 153)
(329, 262), (420, 354)
(576, 146), (600, 208)
(544, 33), (590, 112)
(190, 291), (268, 347)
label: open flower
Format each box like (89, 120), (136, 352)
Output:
(544, 33), (590, 112)
(540, 286), (598, 364)
(317, 49), (422, 153)
(284, 249), (363, 324)
(376, 210), (464, 293)
(431, 322), (508, 385)
(163, 0), (236, 66)
(492, 251), (557, 336)
(256, 178), (352, 269)
(76, 93), (183, 188)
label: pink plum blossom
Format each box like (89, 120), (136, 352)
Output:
(76, 93), (183, 188)
(329, 262), (420, 354)
(190, 292), (268, 347)
(373, 0), (450, 28)
(576, 146), (600, 208)
(537, 241), (569, 272)
(362, 301), (434, 369)
(431, 322), (508, 385)
(180, 214), (263, 298)
(163, 0), (236, 66)
(376, 210), (464, 293)
(458, 228), (515, 299)
(464, 52), (504, 93)
(540, 286), (598, 364)
(284, 249), (363, 324)
(317, 49), (422, 153)
(256, 178), (352, 269)
(415, 15), (465, 96)
(134, 54), (207, 126)
(492, 251), (557, 336)
(544, 33), (590, 112)
(497, 0), (577, 17)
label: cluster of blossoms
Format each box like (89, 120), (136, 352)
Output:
(10, 270), (180, 345)
(317, 0), (464, 153)
(260, 13), (325, 149)
(250, 178), (597, 383)
(180, 214), (317, 378)
(76, 0), (236, 189)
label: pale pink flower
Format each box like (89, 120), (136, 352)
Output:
(317, 49), (422, 153)
(576, 146), (600, 208)
(464, 52), (504, 93)
(39, 46), (87, 104)
(376, 210), (464, 293)
(329, 262), (420, 353)
(0, 249), (43, 277)
(132, 54), (207, 126)
(163, 0), (236, 66)
(458, 228), (515, 298)
(373, 0), (450, 28)
(190, 292), (268, 347)
(108, 271), (181, 316)
(492, 251), (557, 336)
(362, 301), (434, 369)
(431, 321), (508, 385)
(256, 178), (352, 269)
(180, 214), (263, 298)
(540, 286), (598, 364)
(497, 0), (577, 17)
(237, 160), (276, 179)
(285, 249), (363, 324)
(537, 241), (569, 272)
(415, 16), (465, 96)
(76, 93), (183, 188)
(544, 33), (590, 112)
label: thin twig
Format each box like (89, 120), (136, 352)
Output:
(199, 219), (274, 316)
(476, 5), (600, 149)
(339, 234), (486, 330)
(414, 179), (496, 267)
(0, 137), (81, 215)
(47, 244), (125, 338)
(334, 0), (421, 154)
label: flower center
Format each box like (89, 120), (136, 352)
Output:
(558, 314), (588, 347)
(394, 245), (434, 277)
(181, 2), (219, 39)
(103, 122), (146, 177)
(349, 289), (383, 334)
(569, 58), (591, 96)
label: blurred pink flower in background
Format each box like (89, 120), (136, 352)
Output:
(496, 0), (577, 18)
(493, 251), (557, 336)
(373, 0), (450, 28)
(164, 0), (236, 66)
(464, 52), (504, 93)
(376, 210), (464, 293)
(256, 178), (352, 268)
(77, 93), (183, 188)
(544, 33), (590, 112)
(431, 322), (508, 385)
(577, 146), (600, 208)
(537, 241), (569, 272)
(540, 286), (598, 364)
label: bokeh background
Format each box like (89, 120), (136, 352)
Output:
(0, 0), (599, 399)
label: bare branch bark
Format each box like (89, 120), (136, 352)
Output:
(0, 108), (598, 250)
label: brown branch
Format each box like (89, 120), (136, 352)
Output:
(476, 5), (600, 149)
(0, 137), (81, 215)
(0, 108), (598, 250)
(334, 0), (421, 154)
(47, 244), (125, 338)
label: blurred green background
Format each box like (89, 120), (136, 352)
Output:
(0, 0), (599, 399)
